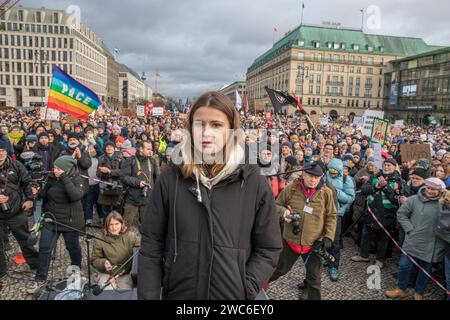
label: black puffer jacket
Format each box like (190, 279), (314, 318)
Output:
(138, 164), (282, 300)
(0, 157), (33, 219)
(39, 168), (86, 232)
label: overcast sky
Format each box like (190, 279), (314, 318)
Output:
(20, 0), (450, 100)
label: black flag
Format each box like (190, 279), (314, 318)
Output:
(265, 86), (297, 114)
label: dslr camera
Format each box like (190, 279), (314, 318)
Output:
(284, 213), (301, 235)
(0, 188), (11, 212)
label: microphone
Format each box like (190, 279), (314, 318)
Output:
(27, 214), (47, 247)
(91, 274), (120, 296)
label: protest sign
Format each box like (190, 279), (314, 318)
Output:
(361, 110), (385, 136)
(400, 144), (432, 162)
(136, 105), (145, 117)
(370, 117), (389, 144)
(152, 107), (164, 117)
(373, 143), (383, 169)
(40, 107), (60, 121)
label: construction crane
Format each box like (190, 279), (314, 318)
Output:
(0, 0), (21, 15)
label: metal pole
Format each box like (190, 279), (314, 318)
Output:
(360, 8), (364, 31)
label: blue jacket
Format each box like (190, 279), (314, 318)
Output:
(326, 158), (356, 216)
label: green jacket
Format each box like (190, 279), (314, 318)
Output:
(91, 230), (141, 273)
(276, 180), (337, 246)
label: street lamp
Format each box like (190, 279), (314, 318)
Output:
(296, 65), (309, 113)
(33, 50), (48, 109)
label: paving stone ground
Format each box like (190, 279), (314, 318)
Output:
(0, 225), (446, 300)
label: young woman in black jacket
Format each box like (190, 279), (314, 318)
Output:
(27, 155), (86, 294)
(138, 92), (282, 300)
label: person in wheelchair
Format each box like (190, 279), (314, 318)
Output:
(91, 211), (140, 291)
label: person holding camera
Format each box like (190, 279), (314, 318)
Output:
(27, 155), (86, 295)
(97, 142), (123, 215)
(0, 141), (38, 285)
(270, 163), (337, 300)
(120, 141), (160, 229)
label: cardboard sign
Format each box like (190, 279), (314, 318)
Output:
(400, 144), (432, 162)
(370, 117), (389, 145)
(122, 109), (137, 118)
(390, 126), (402, 136)
(65, 115), (79, 125)
(310, 114), (319, 125)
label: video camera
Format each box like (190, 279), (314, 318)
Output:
(20, 151), (48, 189)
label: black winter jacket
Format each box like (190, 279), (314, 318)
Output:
(0, 157), (33, 219)
(137, 164), (283, 300)
(39, 168), (86, 232)
(120, 154), (160, 206)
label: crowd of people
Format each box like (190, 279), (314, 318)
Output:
(0, 90), (449, 300)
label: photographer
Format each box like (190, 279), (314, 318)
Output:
(27, 155), (86, 294)
(120, 141), (160, 228)
(97, 142), (123, 215)
(270, 163), (337, 300)
(0, 141), (38, 282)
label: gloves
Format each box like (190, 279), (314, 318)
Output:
(322, 237), (333, 250)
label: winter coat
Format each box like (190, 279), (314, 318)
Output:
(39, 168), (86, 232)
(0, 157), (33, 219)
(138, 164), (282, 300)
(96, 152), (123, 206)
(326, 158), (355, 216)
(57, 144), (92, 193)
(276, 179), (337, 245)
(352, 167), (375, 222)
(362, 171), (403, 230)
(397, 187), (447, 263)
(120, 154), (160, 206)
(92, 230), (140, 273)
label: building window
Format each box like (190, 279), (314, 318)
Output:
(365, 89), (371, 97)
(307, 97), (311, 105)
(355, 87), (360, 97)
(298, 52), (304, 60)
(316, 85), (320, 94)
(357, 67), (361, 73)
(367, 68), (373, 74)
(316, 75), (321, 83)
(309, 85), (313, 94)
(353, 44), (359, 50)
(348, 87), (352, 96)
(36, 12), (42, 23)
(18, 10), (24, 21)
(53, 13), (59, 24)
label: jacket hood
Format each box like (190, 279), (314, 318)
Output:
(418, 186), (443, 202)
(328, 158), (344, 176)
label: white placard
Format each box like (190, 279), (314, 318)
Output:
(361, 110), (384, 136)
(40, 107), (60, 121)
(319, 117), (329, 125)
(373, 143), (383, 169)
(152, 107), (164, 117)
(136, 105), (145, 117)
(353, 116), (364, 127)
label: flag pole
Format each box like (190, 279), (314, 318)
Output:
(300, 2), (305, 26)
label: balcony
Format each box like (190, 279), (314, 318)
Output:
(294, 55), (385, 66)
(325, 92), (344, 97)
(326, 81), (344, 86)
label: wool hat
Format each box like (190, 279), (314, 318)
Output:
(0, 140), (7, 151)
(26, 134), (38, 142)
(410, 168), (429, 179)
(281, 141), (292, 150)
(384, 158), (398, 166)
(54, 155), (77, 173)
(424, 177), (446, 190)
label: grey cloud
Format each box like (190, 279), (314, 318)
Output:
(20, 0), (450, 99)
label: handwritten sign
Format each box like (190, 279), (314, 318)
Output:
(400, 144), (432, 162)
(373, 143), (383, 169)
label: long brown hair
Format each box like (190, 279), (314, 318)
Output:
(181, 91), (240, 179)
(103, 211), (128, 236)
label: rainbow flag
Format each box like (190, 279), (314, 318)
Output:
(47, 65), (101, 120)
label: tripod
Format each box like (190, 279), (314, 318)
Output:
(42, 217), (110, 296)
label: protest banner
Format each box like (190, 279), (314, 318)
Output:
(400, 144), (432, 162)
(370, 117), (389, 144)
